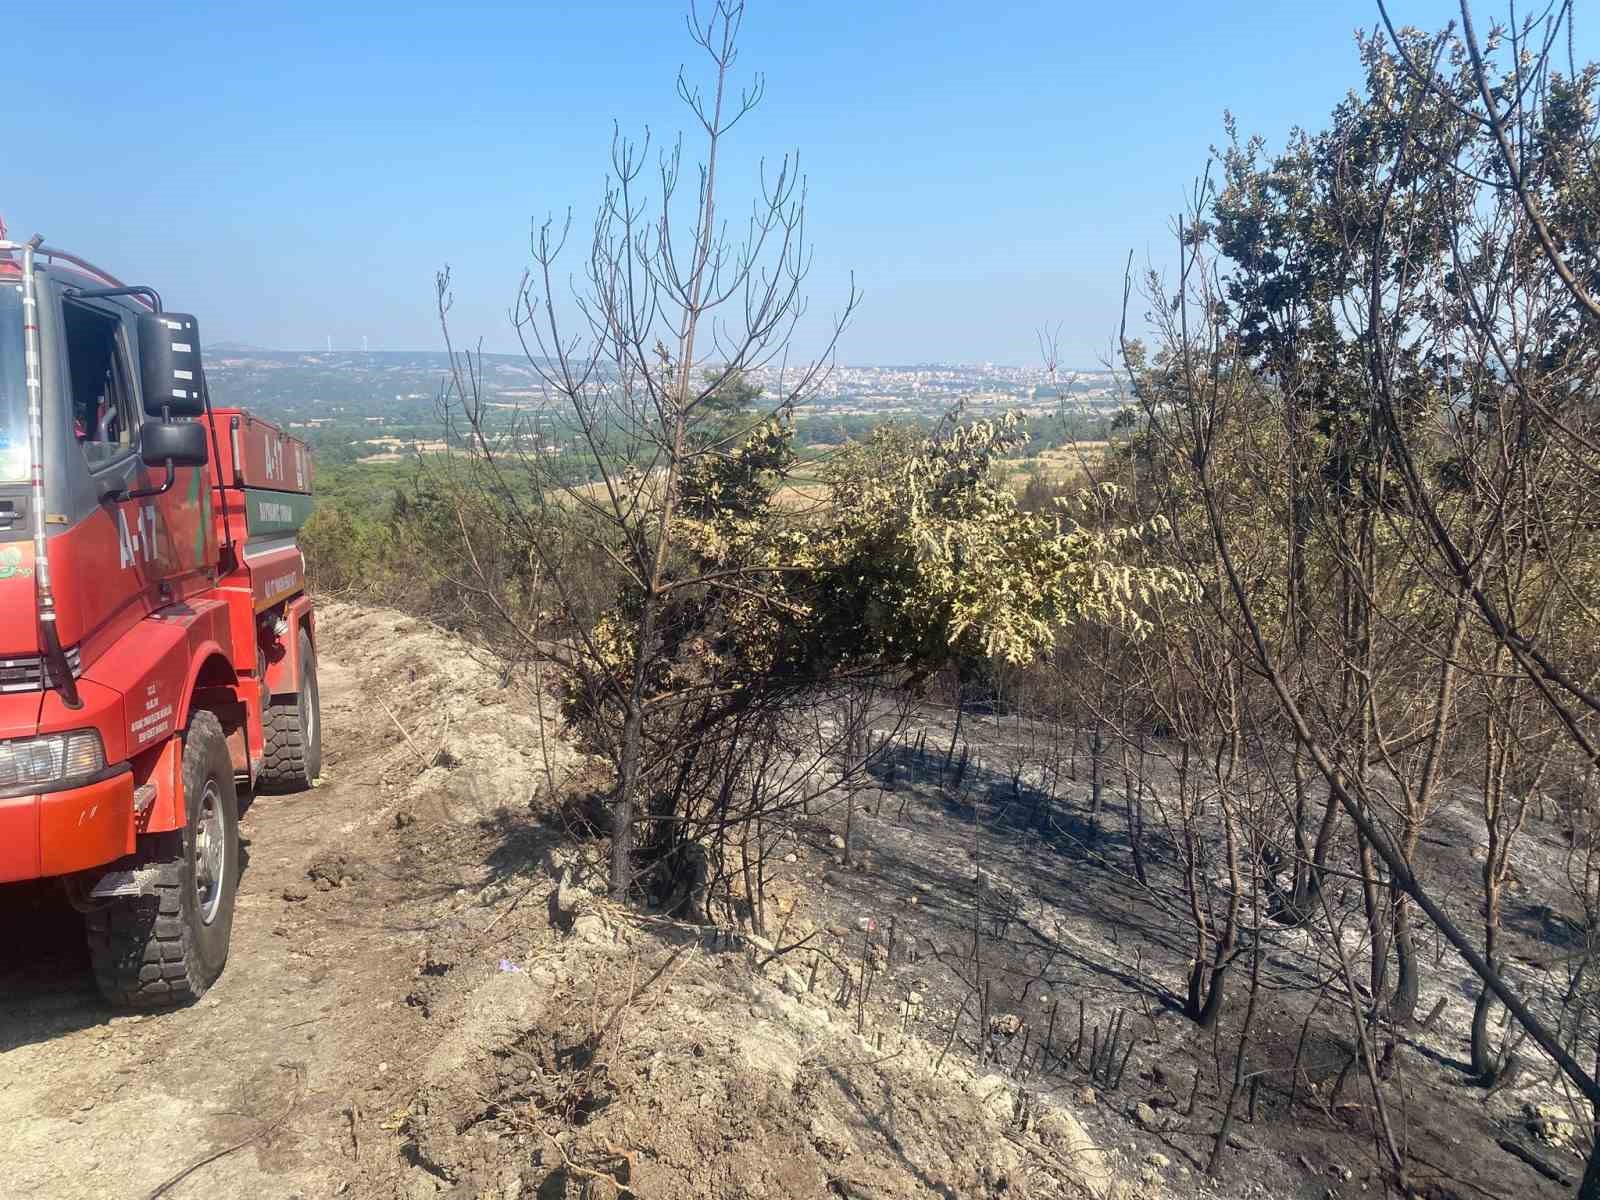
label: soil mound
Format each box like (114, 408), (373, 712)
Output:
(394, 920), (1131, 1200)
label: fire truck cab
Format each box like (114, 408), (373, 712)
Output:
(0, 231), (320, 1007)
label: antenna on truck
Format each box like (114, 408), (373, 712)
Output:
(19, 234), (81, 708)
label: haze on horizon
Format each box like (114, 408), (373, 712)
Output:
(205, 342), (1109, 373)
(8, 0), (1589, 368)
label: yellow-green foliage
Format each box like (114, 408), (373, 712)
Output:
(823, 413), (1194, 665)
(563, 410), (1197, 743)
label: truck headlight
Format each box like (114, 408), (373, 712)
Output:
(0, 730), (106, 790)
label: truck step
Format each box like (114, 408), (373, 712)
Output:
(90, 863), (162, 899)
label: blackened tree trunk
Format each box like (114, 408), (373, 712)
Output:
(1088, 722), (1104, 846)
(1289, 745), (1318, 914)
(944, 670), (966, 781)
(1469, 968), (1498, 1082)
(1124, 732), (1148, 886)
(1390, 892), (1421, 1026)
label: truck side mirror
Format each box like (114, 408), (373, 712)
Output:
(136, 312), (206, 418)
(139, 420), (208, 469)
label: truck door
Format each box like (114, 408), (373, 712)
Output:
(48, 294), (216, 650)
(56, 295), (148, 640)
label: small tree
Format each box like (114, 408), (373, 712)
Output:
(437, 0), (853, 898)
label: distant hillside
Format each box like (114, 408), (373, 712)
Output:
(203, 348), (551, 428)
(200, 347), (1125, 476)
(205, 340), (274, 354)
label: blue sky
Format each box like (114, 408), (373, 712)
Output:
(5, 1), (1585, 366)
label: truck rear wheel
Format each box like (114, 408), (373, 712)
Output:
(86, 710), (239, 1008)
(260, 629), (321, 790)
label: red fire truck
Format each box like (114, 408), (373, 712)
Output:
(0, 230), (319, 1007)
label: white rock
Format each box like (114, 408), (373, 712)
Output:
(553, 867), (590, 917)
(1532, 1102), (1577, 1147)
(1036, 1107), (1113, 1200)
(989, 1012), (1022, 1036)
(540, 845), (575, 878)
(571, 910), (610, 944)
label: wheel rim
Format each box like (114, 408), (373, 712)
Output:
(194, 780), (227, 926)
(301, 670), (318, 755)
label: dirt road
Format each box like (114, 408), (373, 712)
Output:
(2, 653), (379, 1197)
(0, 606), (558, 1200)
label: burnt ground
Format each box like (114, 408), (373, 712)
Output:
(767, 703), (1597, 1200)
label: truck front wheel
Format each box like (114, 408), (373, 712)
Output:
(86, 710), (240, 1008)
(259, 628), (321, 791)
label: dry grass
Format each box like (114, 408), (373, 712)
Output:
(1014, 442), (1112, 486)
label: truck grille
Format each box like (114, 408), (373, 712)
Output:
(0, 647), (82, 694)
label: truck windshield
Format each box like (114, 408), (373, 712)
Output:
(0, 284), (29, 482)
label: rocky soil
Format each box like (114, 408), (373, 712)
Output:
(0, 605), (1128, 1200)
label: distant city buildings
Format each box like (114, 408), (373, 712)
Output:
(205, 349), (1125, 459)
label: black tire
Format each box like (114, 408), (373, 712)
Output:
(86, 710), (240, 1008)
(260, 629), (321, 790)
